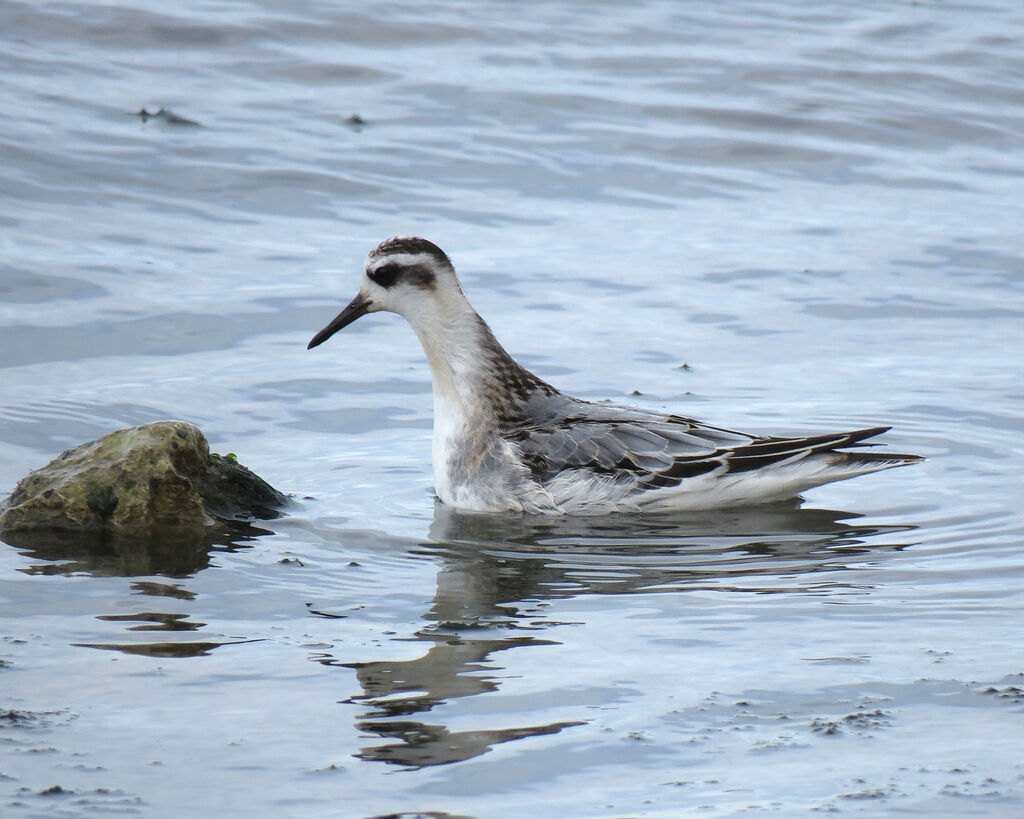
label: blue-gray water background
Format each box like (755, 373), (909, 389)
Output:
(2, 1), (1023, 816)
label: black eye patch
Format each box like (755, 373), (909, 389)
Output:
(368, 261), (436, 290)
(369, 262), (401, 289)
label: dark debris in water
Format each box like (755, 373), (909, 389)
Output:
(133, 107), (200, 126)
(838, 786), (891, 800)
(38, 784), (71, 796)
(19, 784), (143, 811)
(0, 708), (76, 730)
(1, 709), (39, 727)
(979, 684), (1024, 702)
(305, 603), (347, 619)
(365, 812), (474, 819)
(811, 708), (893, 736)
(309, 762), (346, 776)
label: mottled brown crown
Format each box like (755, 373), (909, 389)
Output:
(370, 236), (452, 269)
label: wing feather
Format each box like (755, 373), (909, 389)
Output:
(506, 394), (898, 496)
(507, 396), (751, 483)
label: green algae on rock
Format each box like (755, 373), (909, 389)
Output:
(0, 421), (286, 533)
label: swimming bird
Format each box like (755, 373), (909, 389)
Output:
(308, 237), (921, 514)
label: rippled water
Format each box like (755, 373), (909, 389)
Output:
(3, 1), (1024, 816)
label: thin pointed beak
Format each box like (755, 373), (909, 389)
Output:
(307, 293), (373, 349)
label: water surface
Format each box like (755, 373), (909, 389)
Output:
(2, 1), (1023, 816)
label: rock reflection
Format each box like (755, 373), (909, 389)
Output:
(1, 523), (272, 657)
(331, 500), (916, 768)
(2, 522), (271, 578)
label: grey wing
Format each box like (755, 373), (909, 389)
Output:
(506, 395), (749, 485)
(506, 394), (894, 491)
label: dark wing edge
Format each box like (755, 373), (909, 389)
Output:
(647, 425), (925, 491)
(718, 425), (923, 475)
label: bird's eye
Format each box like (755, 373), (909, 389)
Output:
(369, 262), (401, 289)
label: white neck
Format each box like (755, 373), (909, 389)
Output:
(404, 297), (495, 419)
(402, 296), (510, 506)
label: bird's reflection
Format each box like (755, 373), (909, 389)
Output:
(321, 632), (579, 768)
(322, 500), (917, 768)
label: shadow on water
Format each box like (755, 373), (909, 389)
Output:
(316, 500), (918, 769)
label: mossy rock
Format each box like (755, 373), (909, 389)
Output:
(0, 421), (286, 534)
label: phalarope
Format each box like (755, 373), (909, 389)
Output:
(308, 237), (922, 514)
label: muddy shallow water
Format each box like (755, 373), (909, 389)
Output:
(2, 1), (1024, 816)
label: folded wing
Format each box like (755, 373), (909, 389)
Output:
(506, 395), (900, 492)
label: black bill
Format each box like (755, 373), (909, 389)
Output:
(307, 293), (372, 349)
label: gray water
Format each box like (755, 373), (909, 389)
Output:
(2, 1), (1023, 816)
